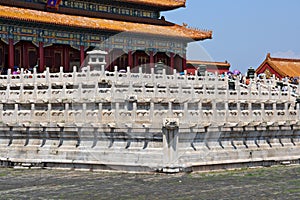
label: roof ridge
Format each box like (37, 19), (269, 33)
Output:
(270, 57), (300, 62)
(268, 53), (300, 62)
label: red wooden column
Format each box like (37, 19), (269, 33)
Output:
(63, 46), (69, 72)
(170, 52), (175, 72)
(128, 50), (133, 68)
(182, 53), (187, 71)
(134, 52), (138, 68)
(8, 38), (14, 71)
(80, 45), (85, 67)
(149, 51), (154, 69)
(39, 42), (44, 72)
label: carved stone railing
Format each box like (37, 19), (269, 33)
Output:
(0, 66), (299, 128)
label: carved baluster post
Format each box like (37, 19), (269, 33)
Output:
(162, 118), (179, 171)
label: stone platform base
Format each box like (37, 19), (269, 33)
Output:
(0, 124), (299, 173)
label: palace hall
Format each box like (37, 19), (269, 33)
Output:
(0, 0), (212, 73)
(256, 53), (300, 79)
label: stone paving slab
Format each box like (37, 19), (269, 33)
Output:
(0, 165), (299, 200)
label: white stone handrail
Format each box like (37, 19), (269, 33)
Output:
(0, 66), (299, 128)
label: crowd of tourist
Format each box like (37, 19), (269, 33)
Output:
(0, 66), (34, 75)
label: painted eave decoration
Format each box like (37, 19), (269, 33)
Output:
(47, 0), (63, 9)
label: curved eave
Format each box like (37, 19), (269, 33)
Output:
(0, 5), (212, 41)
(114, 0), (186, 10)
(192, 31), (213, 41)
(187, 60), (230, 67)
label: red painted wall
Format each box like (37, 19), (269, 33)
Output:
(256, 63), (282, 79)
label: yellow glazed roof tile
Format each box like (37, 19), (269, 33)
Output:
(0, 5), (211, 41)
(270, 59), (300, 77)
(187, 60), (230, 67)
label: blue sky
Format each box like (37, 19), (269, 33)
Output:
(164, 0), (300, 73)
